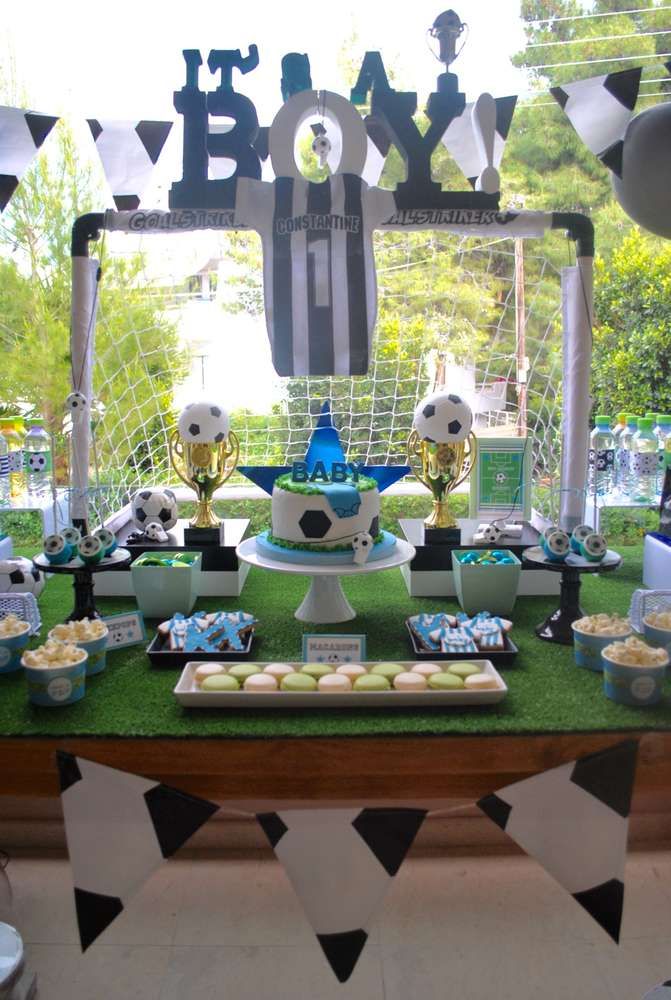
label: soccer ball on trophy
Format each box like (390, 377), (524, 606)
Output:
(169, 400), (239, 531)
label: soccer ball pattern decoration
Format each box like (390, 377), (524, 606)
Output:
(28, 453), (47, 472)
(131, 489), (178, 532)
(581, 532), (607, 563)
(543, 528), (571, 562)
(570, 524), (593, 554)
(66, 391), (88, 414)
(177, 401), (230, 444)
(482, 523), (502, 544)
(0, 557), (45, 597)
(145, 522), (168, 543)
(413, 391), (472, 444)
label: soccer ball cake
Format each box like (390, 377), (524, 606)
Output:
(413, 390), (472, 444)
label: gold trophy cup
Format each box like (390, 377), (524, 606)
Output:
(169, 402), (239, 531)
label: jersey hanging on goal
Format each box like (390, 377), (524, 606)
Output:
(238, 174), (390, 377)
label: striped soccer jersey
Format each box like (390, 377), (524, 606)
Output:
(239, 175), (393, 377)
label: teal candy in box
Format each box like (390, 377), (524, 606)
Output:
(451, 549), (521, 616)
(131, 551), (202, 619)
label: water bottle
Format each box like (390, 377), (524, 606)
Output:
(630, 417), (658, 503)
(612, 412), (627, 439)
(660, 437), (671, 538)
(588, 415), (615, 496)
(0, 433), (9, 504)
(24, 418), (52, 497)
(0, 419), (25, 499)
(654, 415), (671, 496)
(616, 414), (639, 498)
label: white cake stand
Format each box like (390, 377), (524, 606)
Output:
(236, 536), (416, 623)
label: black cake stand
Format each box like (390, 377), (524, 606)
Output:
(522, 545), (622, 645)
(33, 548), (132, 621)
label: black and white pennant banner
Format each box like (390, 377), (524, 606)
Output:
(57, 752), (218, 951)
(478, 740), (639, 943)
(257, 807), (426, 982)
(86, 119), (173, 210)
(441, 95), (517, 190)
(550, 67), (641, 178)
(0, 106), (58, 211)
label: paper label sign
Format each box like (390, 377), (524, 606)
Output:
(103, 612), (146, 649)
(302, 634), (366, 664)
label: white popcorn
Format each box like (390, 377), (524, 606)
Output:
(644, 611), (671, 630)
(0, 614), (30, 638)
(602, 636), (669, 667)
(50, 618), (107, 643)
(22, 639), (86, 669)
(573, 613), (630, 636)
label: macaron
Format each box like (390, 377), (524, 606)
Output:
(263, 662), (295, 680)
(243, 673), (278, 692)
(428, 672), (465, 691)
(301, 663), (335, 680)
(411, 662), (443, 677)
(194, 662), (227, 685)
(447, 662), (482, 680)
(318, 673), (352, 693)
(370, 662), (405, 681)
(464, 673), (500, 691)
(229, 663), (263, 683)
(353, 674), (390, 692)
(393, 671), (427, 691)
(281, 672), (318, 692)
(336, 663), (368, 683)
(201, 674), (239, 692)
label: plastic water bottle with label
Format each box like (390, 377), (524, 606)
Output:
(616, 414), (639, 498)
(24, 419), (52, 497)
(0, 432), (9, 503)
(660, 436), (671, 538)
(630, 418), (658, 503)
(588, 415), (615, 496)
(0, 418), (25, 499)
(654, 414), (671, 496)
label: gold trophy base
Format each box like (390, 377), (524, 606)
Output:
(424, 501), (461, 544)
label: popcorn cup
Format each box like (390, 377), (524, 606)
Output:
(642, 619), (671, 656)
(0, 623), (31, 675)
(23, 648), (87, 707)
(602, 648), (669, 707)
(48, 624), (109, 676)
(571, 622), (632, 673)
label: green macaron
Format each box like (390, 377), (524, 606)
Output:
(281, 672), (318, 692)
(428, 672), (465, 691)
(228, 663), (263, 682)
(370, 662), (405, 681)
(201, 673), (240, 692)
(447, 662), (482, 680)
(301, 663), (335, 680)
(353, 674), (391, 692)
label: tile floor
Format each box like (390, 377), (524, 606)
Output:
(4, 848), (671, 1000)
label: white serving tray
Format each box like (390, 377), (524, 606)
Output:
(173, 660), (508, 709)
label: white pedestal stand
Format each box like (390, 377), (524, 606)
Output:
(236, 537), (416, 624)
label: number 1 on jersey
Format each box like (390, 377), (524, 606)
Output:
(307, 237), (331, 308)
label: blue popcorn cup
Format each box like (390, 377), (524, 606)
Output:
(571, 622), (632, 673)
(48, 625), (108, 676)
(602, 646), (668, 707)
(0, 623), (31, 675)
(642, 618), (671, 656)
(23, 649), (87, 707)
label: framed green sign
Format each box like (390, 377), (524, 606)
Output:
(469, 436), (532, 521)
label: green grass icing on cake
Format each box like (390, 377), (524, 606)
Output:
(267, 532), (384, 552)
(275, 473), (377, 495)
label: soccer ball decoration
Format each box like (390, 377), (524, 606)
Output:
(542, 528), (571, 562)
(352, 531), (373, 565)
(177, 401), (230, 444)
(412, 390), (472, 444)
(611, 103), (671, 240)
(93, 528), (117, 557)
(580, 532), (607, 563)
(570, 524), (593, 554)
(44, 533), (73, 565)
(0, 557), (45, 597)
(131, 489), (178, 533)
(145, 522), (169, 543)
(66, 391), (88, 415)
(311, 133), (332, 168)
(482, 523), (502, 544)
(28, 454), (47, 472)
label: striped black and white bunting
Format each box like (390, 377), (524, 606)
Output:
(86, 119), (173, 210)
(478, 740), (639, 943)
(441, 95), (517, 189)
(0, 106), (58, 211)
(57, 752), (218, 951)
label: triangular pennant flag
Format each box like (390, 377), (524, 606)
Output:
(477, 740), (638, 943)
(0, 106), (59, 211)
(57, 752), (218, 950)
(86, 118), (172, 210)
(441, 95), (517, 189)
(550, 68), (641, 172)
(257, 807), (426, 982)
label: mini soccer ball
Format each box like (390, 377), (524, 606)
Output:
(0, 557), (45, 597)
(131, 489), (178, 532)
(580, 532), (607, 562)
(145, 522), (168, 543)
(28, 454), (47, 472)
(43, 533), (73, 565)
(177, 401), (229, 444)
(542, 528), (571, 562)
(62, 526), (82, 547)
(413, 390), (472, 444)
(495, 471), (507, 485)
(77, 535), (104, 565)
(93, 528), (117, 557)
(311, 133), (332, 166)
(570, 524), (592, 554)
(482, 523), (502, 544)
(66, 391), (88, 414)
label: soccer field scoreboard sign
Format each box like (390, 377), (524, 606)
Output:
(469, 436), (531, 521)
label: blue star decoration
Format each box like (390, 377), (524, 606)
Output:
(239, 402), (410, 495)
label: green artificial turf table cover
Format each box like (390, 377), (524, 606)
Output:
(1, 544), (669, 739)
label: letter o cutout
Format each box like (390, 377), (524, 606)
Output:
(269, 89), (367, 179)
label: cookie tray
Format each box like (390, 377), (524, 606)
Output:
(173, 660), (508, 708)
(146, 630), (255, 668)
(406, 621), (519, 665)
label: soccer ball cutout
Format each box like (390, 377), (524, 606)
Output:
(0, 557), (45, 597)
(131, 489), (178, 532)
(177, 401), (230, 444)
(413, 391), (472, 444)
(482, 523), (502, 544)
(28, 454), (47, 473)
(581, 532), (607, 562)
